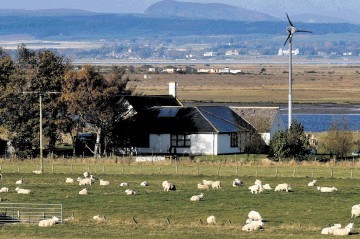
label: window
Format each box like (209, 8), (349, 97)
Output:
(230, 133), (238, 147)
(171, 134), (191, 147)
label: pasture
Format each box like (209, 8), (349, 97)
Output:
(0, 159), (360, 238)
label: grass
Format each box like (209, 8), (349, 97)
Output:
(1, 158), (360, 238)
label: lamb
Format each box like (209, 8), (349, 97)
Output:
(162, 181), (176, 191)
(99, 179), (110, 186)
(206, 215), (216, 225)
(190, 193), (204, 201)
(0, 187), (9, 193)
(321, 223), (342, 235)
(211, 181), (221, 189)
(65, 177), (74, 183)
(140, 181), (149, 187)
(351, 204), (360, 218)
(38, 216), (59, 227)
(248, 184), (263, 194)
(15, 187), (31, 194)
(308, 179), (317, 186)
(83, 171), (90, 178)
(254, 179), (262, 186)
(202, 180), (213, 186)
(79, 188), (88, 195)
(93, 215), (106, 222)
(242, 220), (264, 231)
(248, 211), (262, 221)
(15, 179), (23, 185)
(125, 189), (136, 195)
(119, 182), (128, 187)
(79, 178), (93, 186)
(197, 183), (209, 190)
(333, 223), (354, 236)
(33, 170), (41, 174)
(317, 186), (337, 193)
(232, 178), (243, 187)
(274, 183), (291, 192)
(262, 184), (272, 190)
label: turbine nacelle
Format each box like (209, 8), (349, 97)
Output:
(284, 13), (312, 46)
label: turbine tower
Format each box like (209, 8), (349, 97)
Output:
(284, 13), (311, 129)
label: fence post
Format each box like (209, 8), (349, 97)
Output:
(17, 167), (20, 173)
(293, 168), (296, 177)
(176, 165), (178, 174)
(159, 167), (161, 174)
(236, 166), (238, 176)
(52, 165), (54, 174)
(121, 166), (124, 174)
(312, 170), (314, 178)
(275, 168), (278, 177)
(331, 168), (333, 178)
(197, 165), (200, 175)
(88, 165), (90, 172)
(71, 164), (73, 174)
(256, 169), (258, 177)
(351, 169), (353, 179)
(217, 166), (220, 176)
(103, 166), (105, 174)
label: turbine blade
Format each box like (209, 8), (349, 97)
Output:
(286, 13), (294, 27)
(296, 29), (312, 33)
(284, 33), (291, 46)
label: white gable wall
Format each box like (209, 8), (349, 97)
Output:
(217, 133), (241, 154)
(269, 112), (287, 143)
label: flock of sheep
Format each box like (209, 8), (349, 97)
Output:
(0, 170), (359, 235)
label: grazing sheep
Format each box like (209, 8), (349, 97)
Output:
(262, 184), (272, 190)
(207, 215), (216, 225)
(254, 179), (262, 186)
(79, 188), (88, 195)
(65, 177), (74, 183)
(274, 183), (291, 192)
(0, 187), (9, 193)
(308, 179), (317, 186)
(248, 211), (262, 221)
(33, 170), (41, 174)
(38, 216), (59, 227)
(99, 179), (110, 186)
(211, 181), (221, 189)
(93, 215), (106, 222)
(15, 179), (23, 185)
(351, 204), (360, 218)
(197, 183), (209, 190)
(242, 220), (264, 231)
(140, 181), (149, 187)
(125, 189), (136, 195)
(248, 184), (263, 194)
(83, 171), (90, 178)
(232, 178), (243, 187)
(190, 193), (204, 202)
(15, 187), (31, 194)
(321, 223), (342, 235)
(202, 180), (213, 186)
(333, 223), (354, 236)
(79, 178), (93, 186)
(317, 186), (337, 193)
(163, 181), (176, 191)
(119, 182), (128, 187)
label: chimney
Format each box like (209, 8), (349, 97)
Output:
(168, 82), (177, 98)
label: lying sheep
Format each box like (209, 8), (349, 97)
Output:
(254, 179), (262, 186)
(197, 183), (209, 190)
(15, 187), (31, 194)
(248, 211), (262, 221)
(248, 184), (263, 194)
(317, 186), (337, 193)
(351, 204), (360, 218)
(119, 182), (128, 187)
(125, 189), (136, 195)
(232, 178), (243, 187)
(33, 170), (41, 174)
(79, 178), (93, 186)
(321, 223), (342, 235)
(83, 171), (90, 178)
(211, 181), (221, 189)
(333, 223), (354, 236)
(190, 193), (204, 202)
(274, 183), (291, 192)
(79, 188), (88, 195)
(207, 215), (216, 225)
(242, 220), (264, 231)
(93, 215), (106, 222)
(262, 184), (272, 190)
(0, 187), (9, 193)
(202, 180), (213, 186)
(65, 177), (74, 183)
(99, 179), (110, 186)
(308, 179), (317, 186)
(38, 216), (59, 227)
(163, 181), (176, 191)
(15, 179), (23, 185)
(140, 181), (149, 187)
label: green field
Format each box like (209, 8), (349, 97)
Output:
(0, 159), (360, 238)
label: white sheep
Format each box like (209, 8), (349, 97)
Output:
(0, 187), (9, 193)
(79, 178), (93, 186)
(163, 181), (176, 191)
(83, 171), (90, 178)
(202, 179), (213, 186)
(211, 181), (221, 189)
(77, 177), (83, 182)
(232, 178), (243, 187)
(207, 215), (216, 225)
(15, 179), (23, 185)
(197, 183), (209, 190)
(38, 216), (59, 227)
(274, 183), (291, 192)
(351, 204), (360, 218)
(99, 179), (110, 186)
(333, 223), (354, 236)
(254, 179), (262, 186)
(15, 187), (31, 194)
(93, 215), (106, 222)
(65, 177), (74, 183)
(140, 181), (149, 187)
(125, 189), (136, 195)
(190, 193), (204, 202)
(321, 223), (342, 235)
(248, 211), (262, 221)
(242, 220), (264, 231)
(79, 188), (88, 195)
(308, 179), (317, 186)
(262, 184), (272, 190)
(317, 186), (337, 193)
(33, 170), (42, 174)
(248, 184), (263, 194)
(119, 182), (128, 187)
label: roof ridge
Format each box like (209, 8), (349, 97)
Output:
(195, 107), (219, 133)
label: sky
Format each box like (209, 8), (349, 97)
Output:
(1, 0), (360, 23)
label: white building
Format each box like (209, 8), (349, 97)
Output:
(278, 48), (300, 56)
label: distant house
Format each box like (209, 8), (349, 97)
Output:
(134, 106), (255, 155)
(162, 66), (177, 74)
(230, 107), (286, 145)
(203, 51), (217, 57)
(278, 48), (300, 55)
(225, 50), (240, 56)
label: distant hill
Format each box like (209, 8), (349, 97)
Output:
(0, 8), (95, 16)
(145, 0), (280, 22)
(292, 14), (348, 24)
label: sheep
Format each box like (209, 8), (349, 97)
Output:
(190, 193), (204, 201)
(65, 177), (74, 183)
(79, 188), (88, 195)
(308, 179), (317, 186)
(15, 179), (23, 185)
(93, 215), (106, 222)
(163, 181), (176, 191)
(333, 223), (354, 236)
(38, 216), (59, 227)
(197, 183), (209, 190)
(248, 184), (263, 194)
(33, 170), (41, 174)
(63, 214), (74, 222)
(119, 182), (128, 187)
(274, 183), (291, 192)
(232, 178), (243, 187)
(206, 215), (216, 225)
(83, 171), (90, 178)
(79, 178), (93, 186)
(202, 180), (213, 186)
(125, 189), (136, 195)
(321, 223), (342, 235)
(211, 181), (221, 189)
(351, 204), (360, 218)
(0, 187), (9, 193)
(248, 211), (262, 221)
(15, 187), (31, 194)
(77, 177), (83, 182)
(317, 186), (337, 193)
(254, 179), (262, 186)
(242, 220), (264, 231)
(140, 181), (149, 187)
(99, 179), (110, 186)
(262, 184), (272, 190)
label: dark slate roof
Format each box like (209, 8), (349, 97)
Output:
(124, 95), (183, 113)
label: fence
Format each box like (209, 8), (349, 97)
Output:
(0, 203), (63, 224)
